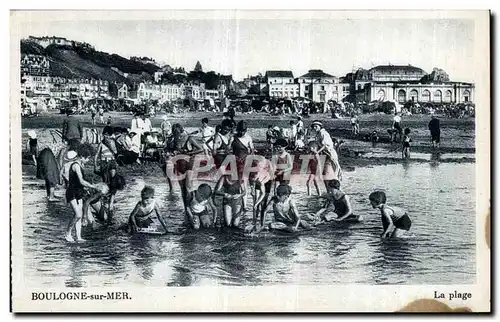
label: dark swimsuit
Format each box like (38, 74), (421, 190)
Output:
(65, 162), (85, 203)
(232, 136), (251, 178)
(29, 138), (38, 156)
(331, 193), (358, 220)
(275, 153), (292, 184)
(381, 208), (412, 231)
(214, 133), (230, 169)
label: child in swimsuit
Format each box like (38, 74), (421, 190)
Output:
(306, 142), (322, 196)
(249, 158), (274, 230)
(214, 174), (245, 228)
(350, 113), (359, 136)
(129, 186), (168, 234)
(84, 174), (126, 227)
(402, 128), (412, 159)
(311, 179), (362, 223)
(186, 183), (217, 230)
(272, 138), (293, 187)
(369, 191), (412, 239)
(260, 184), (311, 233)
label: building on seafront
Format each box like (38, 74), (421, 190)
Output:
(364, 81), (474, 104)
(297, 69), (350, 103)
(21, 75), (110, 102)
(264, 70), (299, 98)
(345, 64), (475, 105)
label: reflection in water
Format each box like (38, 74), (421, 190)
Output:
(66, 248), (86, 288)
(402, 160), (411, 177)
(22, 162), (476, 286)
(430, 152), (441, 169)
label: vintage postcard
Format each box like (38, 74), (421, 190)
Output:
(10, 10), (490, 312)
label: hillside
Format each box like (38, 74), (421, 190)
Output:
(20, 39), (159, 84)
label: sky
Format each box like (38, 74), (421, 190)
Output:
(17, 15), (476, 82)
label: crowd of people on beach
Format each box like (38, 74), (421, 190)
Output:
(23, 107), (449, 243)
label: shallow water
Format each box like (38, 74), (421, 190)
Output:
(22, 161), (475, 287)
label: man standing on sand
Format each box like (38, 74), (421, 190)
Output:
(62, 109), (83, 144)
(428, 115), (441, 149)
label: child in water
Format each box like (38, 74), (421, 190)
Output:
(260, 184), (311, 233)
(186, 183), (217, 230)
(214, 174), (246, 228)
(129, 186), (168, 234)
(369, 191), (412, 238)
(311, 179), (362, 223)
(83, 174), (126, 227)
(402, 128), (412, 159)
(272, 138), (293, 187)
(307, 142), (322, 196)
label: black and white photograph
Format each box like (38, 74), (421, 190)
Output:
(10, 10), (490, 312)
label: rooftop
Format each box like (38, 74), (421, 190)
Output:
(265, 70), (294, 78)
(370, 65), (426, 74)
(299, 69), (335, 78)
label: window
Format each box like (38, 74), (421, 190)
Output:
(433, 90), (442, 103)
(444, 90), (452, 102)
(421, 90), (431, 102)
(320, 85), (325, 91)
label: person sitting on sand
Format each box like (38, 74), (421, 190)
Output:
(369, 191), (412, 239)
(214, 174), (246, 228)
(128, 186), (168, 234)
(185, 183), (217, 230)
(83, 174), (126, 227)
(311, 179), (362, 223)
(258, 184), (311, 233)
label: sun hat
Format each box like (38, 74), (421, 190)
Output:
(27, 130), (37, 139)
(311, 121), (323, 128)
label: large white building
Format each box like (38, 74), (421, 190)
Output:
(297, 69), (350, 103)
(369, 65), (426, 82)
(265, 70), (299, 98)
(357, 65), (475, 104)
(364, 82), (474, 104)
